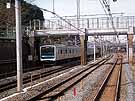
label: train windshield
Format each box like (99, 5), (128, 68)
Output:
(41, 46), (54, 59)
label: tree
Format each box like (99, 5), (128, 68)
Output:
(0, 0), (44, 29)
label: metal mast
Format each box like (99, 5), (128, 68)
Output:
(15, 0), (23, 92)
(76, 0), (80, 46)
(53, 0), (55, 13)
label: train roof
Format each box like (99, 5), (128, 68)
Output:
(40, 44), (99, 49)
(40, 44), (80, 48)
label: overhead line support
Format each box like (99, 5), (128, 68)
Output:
(15, 0), (23, 92)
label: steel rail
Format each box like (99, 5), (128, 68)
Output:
(93, 57), (122, 101)
(29, 55), (112, 101)
(115, 58), (122, 101)
(0, 61), (80, 92)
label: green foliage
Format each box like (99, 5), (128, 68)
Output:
(0, 0), (44, 27)
(21, 0), (44, 25)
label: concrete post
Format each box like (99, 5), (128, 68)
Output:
(77, 0), (80, 46)
(102, 37), (105, 56)
(106, 42), (108, 56)
(80, 35), (84, 65)
(103, 44), (105, 56)
(94, 37), (96, 62)
(38, 19), (41, 30)
(100, 37), (103, 57)
(15, 0), (23, 92)
(128, 27), (134, 64)
(80, 29), (88, 65)
(34, 19), (36, 30)
(75, 36), (77, 46)
(29, 20), (32, 30)
(80, 35), (86, 65)
(126, 38), (129, 60)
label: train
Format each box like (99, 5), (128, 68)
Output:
(0, 38), (100, 76)
(40, 44), (100, 63)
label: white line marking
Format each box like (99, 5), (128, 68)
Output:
(0, 59), (98, 101)
(0, 65), (80, 101)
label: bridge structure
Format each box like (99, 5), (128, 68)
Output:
(31, 16), (135, 36)
(28, 16), (135, 64)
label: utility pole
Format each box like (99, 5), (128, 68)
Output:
(93, 36), (96, 62)
(126, 38), (129, 60)
(76, 0), (80, 46)
(76, 0), (87, 65)
(80, 29), (87, 65)
(53, 0), (55, 13)
(128, 27), (133, 64)
(15, 0), (23, 92)
(33, 19), (36, 30)
(100, 36), (103, 57)
(105, 41), (108, 56)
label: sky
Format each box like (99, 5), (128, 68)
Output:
(30, 0), (135, 42)
(31, 0), (135, 18)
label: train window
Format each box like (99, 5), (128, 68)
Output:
(40, 46), (54, 59)
(41, 47), (54, 55)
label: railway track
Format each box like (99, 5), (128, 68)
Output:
(0, 58), (92, 79)
(0, 59), (16, 79)
(0, 59), (16, 65)
(85, 55), (122, 101)
(0, 60), (80, 93)
(28, 55), (112, 101)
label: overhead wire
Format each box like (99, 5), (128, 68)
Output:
(40, 3), (109, 45)
(40, 8), (85, 34)
(99, 0), (120, 43)
(98, 0), (119, 46)
(0, 0), (74, 34)
(98, 0), (108, 16)
(3, 0), (120, 45)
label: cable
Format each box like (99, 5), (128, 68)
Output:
(2, 0), (116, 45)
(41, 8), (85, 34)
(98, 0), (108, 16)
(22, 0), (115, 45)
(99, 0), (120, 44)
(40, 7), (112, 46)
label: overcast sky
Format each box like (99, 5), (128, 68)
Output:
(32, 0), (135, 18)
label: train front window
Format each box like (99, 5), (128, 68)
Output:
(41, 46), (54, 59)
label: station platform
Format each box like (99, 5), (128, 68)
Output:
(122, 55), (135, 101)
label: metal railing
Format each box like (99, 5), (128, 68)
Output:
(42, 16), (135, 30)
(0, 16), (135, 39)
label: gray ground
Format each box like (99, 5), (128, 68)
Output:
(123, 63), (135, 101)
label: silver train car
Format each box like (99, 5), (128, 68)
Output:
(40, 44), (99, 62)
